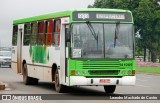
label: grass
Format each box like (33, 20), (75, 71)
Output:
(136, 66), (160, 74)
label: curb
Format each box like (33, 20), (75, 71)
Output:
(0, 81), (5, 90)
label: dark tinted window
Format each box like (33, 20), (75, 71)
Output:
(12, 25), (18, 46)
(24, 23), (31, 45)
(30, 22), (37, 45)
(45, 20), (53, 45)
(53, 19), (61, 46)
(37, 21), (45, 45)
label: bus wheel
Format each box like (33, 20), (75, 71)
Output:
(54, 69), (65, 93)
(31, 78), (39, 85)
(23, 63), (38, 85)
(104, 85), (116, 94)
(23, 63), (32, 85)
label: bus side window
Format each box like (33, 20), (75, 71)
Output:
(65, 25), (70, 46)
(37, 21), (45, 45)
(45, 20), (53, 46)
(12, 25), (18, 46)
(24, 23), (31, 45)
(53, 19), (61, 46)
(30, 22), (37, 45)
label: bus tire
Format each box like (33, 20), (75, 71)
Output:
(32, 78), (39, 85)
(104, 85), (116, 94)
(54, 69), (65, 93)
(23, 63), (32, 85)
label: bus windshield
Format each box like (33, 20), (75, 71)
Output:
(71, 23), (134, 59)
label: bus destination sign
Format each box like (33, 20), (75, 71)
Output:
(96, 14), (125, 20)
(73, 11), (132, 22)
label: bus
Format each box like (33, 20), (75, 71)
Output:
(12, 8), (136, 93)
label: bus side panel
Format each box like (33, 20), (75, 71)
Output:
(19, 17), (69, 82)
(47, 47), (60, 67)
(22, 46), (33, 64)
(22, 46), (60, 81)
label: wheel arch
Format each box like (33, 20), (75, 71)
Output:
(22, 60), (27, 75)
(52, 63), (58, 81)
(22, 60), (26, 66)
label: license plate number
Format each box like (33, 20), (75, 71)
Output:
(99, 79), (110, 83)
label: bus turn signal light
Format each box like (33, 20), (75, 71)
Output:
(71, 70), (75, 75)
(132, 70), (135, 75)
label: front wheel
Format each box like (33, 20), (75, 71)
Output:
(54, 69), (65, 93)
(104, 85), (116, 94)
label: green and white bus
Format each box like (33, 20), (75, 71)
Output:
(12, 8), (136, 93)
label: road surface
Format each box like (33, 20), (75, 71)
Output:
(0, 67), (160, 103)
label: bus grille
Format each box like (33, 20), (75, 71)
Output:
(76, 60), (121, 69)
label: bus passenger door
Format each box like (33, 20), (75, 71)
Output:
(17, 24), (24, 73)
(65, 25), (69, 78)
(60, 17), (70, 85)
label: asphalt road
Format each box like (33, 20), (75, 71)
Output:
(0, 67), (160, 103)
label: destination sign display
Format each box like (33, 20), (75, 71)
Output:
(73, 11), (132, 22)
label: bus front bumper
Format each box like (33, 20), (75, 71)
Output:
(70, 76), (136, 86)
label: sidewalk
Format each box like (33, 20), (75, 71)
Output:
(0, 81), (5, 90)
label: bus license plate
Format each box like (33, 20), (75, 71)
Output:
(99, 79), (110, 83)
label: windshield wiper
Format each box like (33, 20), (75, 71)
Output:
(86, 21), (98, 49)
(114, 21), (120, 48)
(86, 21), (98, 41)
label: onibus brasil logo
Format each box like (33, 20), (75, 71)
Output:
(1, 95), (42, 100)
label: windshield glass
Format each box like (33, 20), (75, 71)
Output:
(71, 23), (134, 59)
(72, 23), (104, 58)
(0, 51), (11, 57)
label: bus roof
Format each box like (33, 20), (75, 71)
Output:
(13, 8), (132, 24)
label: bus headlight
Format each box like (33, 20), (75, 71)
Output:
(82, 71), (87, 75)
(76, 71), (81, 75)
(70, 70), (87, 76)
(121, 70), (126, 75)
(128, 70), (132, 75)
(70, 70), (75, 75)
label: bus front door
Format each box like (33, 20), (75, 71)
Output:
(60, 23), (69, 84)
